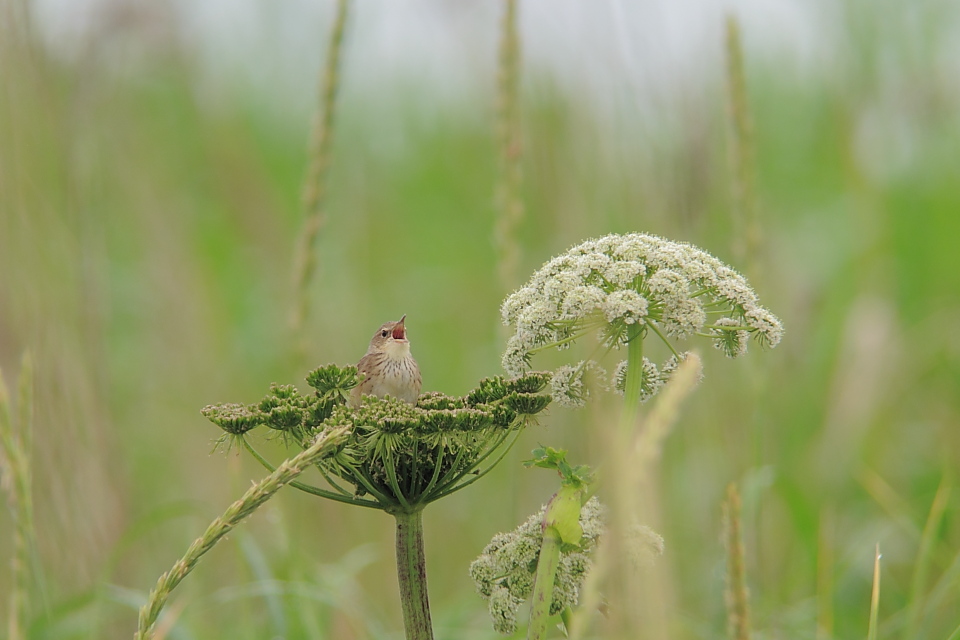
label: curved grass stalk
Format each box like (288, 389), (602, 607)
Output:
(135, 427), (349, 640)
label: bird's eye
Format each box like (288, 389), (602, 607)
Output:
(381, 330), (388, 338)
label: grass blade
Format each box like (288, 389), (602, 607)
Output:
(906, 477), (951, 639)
(868, 544), (881, 640)
(724, 483), (751, 640)
(0, 355), (36, 640)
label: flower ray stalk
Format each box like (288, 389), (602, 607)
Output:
(385, 448), (413, 512)
(135, 427), (349, 640)
(431, 430), (523, 501)
(430, 428), (512, 496)
(418, 446), (447, 500)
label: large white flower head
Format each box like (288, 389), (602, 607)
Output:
(501, 233), (783, 404)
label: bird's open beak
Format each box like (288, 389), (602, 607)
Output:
(392, 315), (407, 340)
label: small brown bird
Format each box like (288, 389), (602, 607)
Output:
(349, 315), (422, 408)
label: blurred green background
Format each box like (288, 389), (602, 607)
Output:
(2, 1), (959, 638)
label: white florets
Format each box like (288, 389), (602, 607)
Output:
(744, 306), (784, 348)
(601, 289), (649, 324)
(561, 285), (606, 320)
(550, 361), (608, 409)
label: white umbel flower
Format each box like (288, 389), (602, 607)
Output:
(500, 233), (782, 402)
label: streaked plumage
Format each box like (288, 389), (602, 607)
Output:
(349, 315), (422, 407)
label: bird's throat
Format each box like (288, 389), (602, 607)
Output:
(382, 340), (412, 361)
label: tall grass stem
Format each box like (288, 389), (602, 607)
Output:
(291, 0), (350, 348)
(723, 483), (751, 640)
(135, 427), (349, 640)
(494, 0), (524, 293)
(906, 479), (950, 639)
(597, 352), (701, 637)
(724, 15), (761, 271)
(867, 544), (881, 640)
(0, 354), (36, 640)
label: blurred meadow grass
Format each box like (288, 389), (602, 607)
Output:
(2, 1), (960, 638)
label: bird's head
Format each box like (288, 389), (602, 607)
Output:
(367, 315), (411, 357)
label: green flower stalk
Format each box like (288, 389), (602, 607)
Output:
(500, 233), (783, 409)
(202, 364), (552, 640)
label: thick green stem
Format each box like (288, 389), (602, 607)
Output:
(394, 510), (434, 640)
(527, 525), (562, 640)
(620, 324), (645, 427)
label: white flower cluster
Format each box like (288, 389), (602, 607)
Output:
(469, 497), (606, 635)
(500, 234), (784, 394)
(550, 361), (609, 409)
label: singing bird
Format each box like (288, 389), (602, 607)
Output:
(348, 315), (422, 408)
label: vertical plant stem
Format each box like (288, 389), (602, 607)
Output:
(135, 427), (348, 640)
(723, 483), (751, 640)
(620, 324), (645, 428)
(494, 0), (524, 292)
(906, 478), (951, 639)
(0, 355), (35, 640)
(816, 507), (835, 640)
(393, 509), (435, 640)
(527, 525), (562, 640)
(724, 14), (761, 270)
(291, 0), (350, 344)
